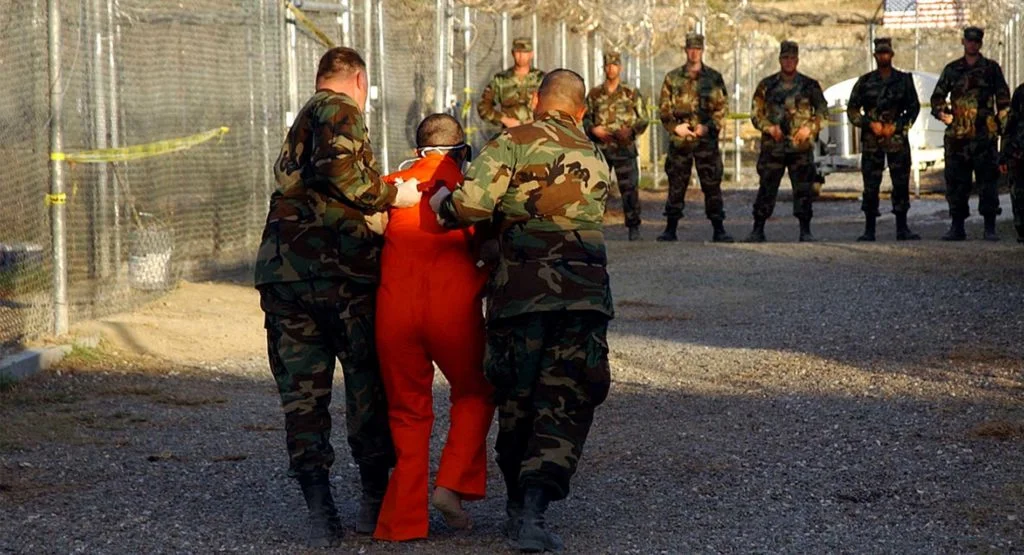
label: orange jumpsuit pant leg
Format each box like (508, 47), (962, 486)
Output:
(426, 293), (494, 501)
(373, 296), (434, 541)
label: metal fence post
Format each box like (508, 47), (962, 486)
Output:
(531, 13), (538, 68)
(48, 0), (69, 335)
(107, 0), (123, 275)
(89, 0), (111, 278)
(434, 0), (446, 114)
(375, 0), (389, 173)
(649, 48), (660, 188)
(501, 12), (509, 68)
(559, 20), (567, 67)
(733, 37), (741, 183)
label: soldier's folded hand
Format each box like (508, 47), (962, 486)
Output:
(880, 123), (897, 138)
(939, 113), (954, 125)
(592, 125), (613, 143)
(869, 121), (885, 136)
(393, 178), (422, 208)
(693, 124), (708, 138)
(792, 126), (812, 144)
(428, 186), (452, 214)
(613, 127), (632, 142)
(767, 125), (784, 141)
(675, 122), (696, 138)
(500, 116), (522, 129)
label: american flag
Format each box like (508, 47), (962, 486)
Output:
(883, 0), (970, 29)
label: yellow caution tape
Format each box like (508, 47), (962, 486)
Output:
(44, 193), (67, 206)
(284, 1), (336, 48)
(53, 126), (229, 164)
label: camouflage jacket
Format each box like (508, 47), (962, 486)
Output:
(437, 110), (615, 323)
(751, 72), (828, 153)
(583, 81), (649, 159)
(253, 90), (396, 317)
(477, 67), (546, 128)
(930, 55), (1010, 141)
(1000, 83), (1024, 164)
(847, 68), (920, 152)
(659, 64), (728, 150)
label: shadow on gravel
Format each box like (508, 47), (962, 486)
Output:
(0, 353), (1022, 553)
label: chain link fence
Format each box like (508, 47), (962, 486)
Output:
(3, 0), (1022, 351)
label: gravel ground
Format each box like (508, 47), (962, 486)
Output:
(1, 190), (1022, 554)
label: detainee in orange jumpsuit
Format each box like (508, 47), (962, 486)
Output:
(372, 114), (495, 541)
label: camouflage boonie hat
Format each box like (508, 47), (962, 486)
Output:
(874, 37), (894, 54)
(685, 33), (704, 49)
(512, 37), (533, 52)
(603, 52), (622, 66)
(963, 26), (984, 41)
(780, 40), (799, 57)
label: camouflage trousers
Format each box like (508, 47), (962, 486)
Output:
(606, 155), (642, 229)
(1010, 160), (1024, 227)
(485, 310), (611, 502)
(753, 147), (817, 220)
(664, 143), (725, 221)
(260, 280), (395, 478)
(861, 145), (912, 216)
(944, 137), (1002, 219)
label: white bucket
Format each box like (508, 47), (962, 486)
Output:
(128, 224), (173, 291)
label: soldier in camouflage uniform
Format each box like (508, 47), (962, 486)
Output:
(478, 37), (546, 131)
(746, 40), (828, 243)
(999, 80), (1024, 244)
(657, 33), (734, 242)
(847, 37), (922, 242)
(584, 51), (649, 241)
(931, 26), (1011, 241)
(253, 47), (420, 548)
(432, 69), (614, 553)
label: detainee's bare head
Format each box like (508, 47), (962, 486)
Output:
(416, 114), (465, 148)
(316, 47), (369, 109)
(534, 69), (587, 120)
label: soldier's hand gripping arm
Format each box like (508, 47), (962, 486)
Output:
(435, 134), (514, 229)
(317, 97), (399, 213)
(582, 90), (607, 143)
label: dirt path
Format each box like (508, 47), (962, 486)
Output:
(2, 192), (1022, 554)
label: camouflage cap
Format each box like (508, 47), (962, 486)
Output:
(512, 37), (533, 52)
(685, 33), (704, 49)
(873, 37), (894, 54)
(963, 26), (984, 41)
(779, 40), (799, 57)
(603, 51), (622, 66)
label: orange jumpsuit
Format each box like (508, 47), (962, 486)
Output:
(373, 154), (494, 541)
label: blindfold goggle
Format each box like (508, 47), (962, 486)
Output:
(418, 142), (473, 162)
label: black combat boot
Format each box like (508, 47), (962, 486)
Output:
(504, 497), (524, 541)
(983, 214), (1000, 241)
(627, 226), (642, 241)
(711, 220), (734, 243)
(744, 218), (766, 243)
(857, 214), (876, 242)
(941, 217), (967, 241)
(354, 464), (389, 534)
(297, 472), (343, 548)
(656, 218), (678, 242)
(895, 212), (920, 241)
(798, 217), (816, 242)
(517, 487), (564, 553)
(1016, 224), (1024, 244)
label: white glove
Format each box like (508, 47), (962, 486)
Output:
(429, 187), (452, 214)
(364, 212), (389, 235)
(392, 178), (421, 208)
